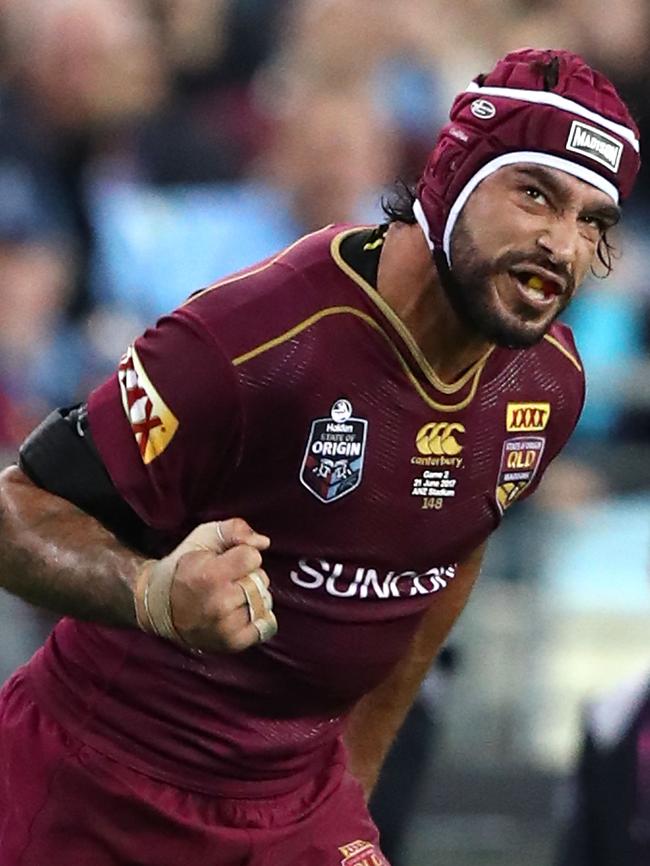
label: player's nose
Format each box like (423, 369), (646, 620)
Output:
(535, 216), (579, 268)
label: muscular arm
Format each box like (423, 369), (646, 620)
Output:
(343, 543), (485, 798)
(0, 465), (143, 626)
(0, 464), (274, 650)
(0, 303), (275, 647)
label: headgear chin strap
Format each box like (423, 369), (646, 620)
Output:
(415, 48), (640, 267)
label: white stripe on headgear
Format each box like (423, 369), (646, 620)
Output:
(465, 82), (639, 152)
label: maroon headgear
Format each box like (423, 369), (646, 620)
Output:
(414, 48), (640, 266)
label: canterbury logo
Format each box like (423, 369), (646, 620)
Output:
(506, 402), (550, 433)
(416, 422), (465, 456)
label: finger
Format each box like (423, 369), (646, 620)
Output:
(177, 545), (264, 585)
(238, 572), (272, 622)
(217, 544), (263, 579)
(215, 518), (271, 553)
(195, 603), (278, 652)
(247, 568), (269, 590)
(253, 611), (278, 643)
(176, 520), (270, 557)
(247, 570), (273, 611)
(226, 611), (278, 651)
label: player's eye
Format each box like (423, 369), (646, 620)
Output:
(523, 186), (547, 205)
(580, 214), (606, 232)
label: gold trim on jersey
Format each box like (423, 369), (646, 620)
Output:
(543, 334), (583, 372)
(330, 227), (494, 397)
(181, 225), (334, 307)
(233, 305), (481, 413)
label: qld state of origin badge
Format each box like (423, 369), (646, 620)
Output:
(496, 436), (545, 513)
(300, 399), (368, 503)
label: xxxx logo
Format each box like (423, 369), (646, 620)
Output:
(506, 402), (550, 433)
(415, 422), (465, 456)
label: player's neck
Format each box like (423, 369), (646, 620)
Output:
(378, 222), (493, 385)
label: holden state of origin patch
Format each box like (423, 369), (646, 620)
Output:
(299, 399), (367, 503)
(496, 436), (545, 513)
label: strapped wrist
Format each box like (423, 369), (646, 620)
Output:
(133, 559), (187, 646)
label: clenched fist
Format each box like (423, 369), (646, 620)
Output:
(133, 519), (276, 652)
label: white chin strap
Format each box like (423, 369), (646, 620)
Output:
(413, 198), (434, 252)
(414, 151), (619, 267)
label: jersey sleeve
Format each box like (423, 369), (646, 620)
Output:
(87, 309), (242, 532)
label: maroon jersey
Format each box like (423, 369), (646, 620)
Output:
(27, 225), (584, 795)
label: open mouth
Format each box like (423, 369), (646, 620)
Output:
(509, 268), (564, 306)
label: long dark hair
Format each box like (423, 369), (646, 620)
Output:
(381, 179), (417, 225)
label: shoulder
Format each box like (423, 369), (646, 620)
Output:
(543, 321), (586, 418)
(542, 321), (584, 382)
(502, 321), (584, 389)
(175, 224), (361, 361)
(524, 320), (586, 423)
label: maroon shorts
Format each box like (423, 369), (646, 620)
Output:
(0, 673), (389, 866)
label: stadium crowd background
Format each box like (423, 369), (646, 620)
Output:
(0, 1), (649, 863)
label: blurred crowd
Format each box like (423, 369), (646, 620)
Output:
(1, 0), (650, 472)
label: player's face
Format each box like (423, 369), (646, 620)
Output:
(446, 164), (621, 348)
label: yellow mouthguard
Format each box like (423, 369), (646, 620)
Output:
(527, 275), (544, 290)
